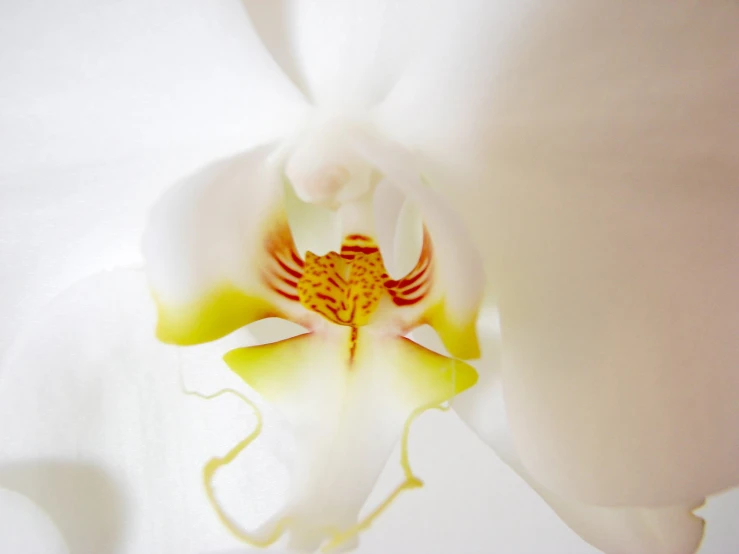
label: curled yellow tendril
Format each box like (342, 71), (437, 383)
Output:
(320, 401), (452, 552)
(178, 365), (286, 546)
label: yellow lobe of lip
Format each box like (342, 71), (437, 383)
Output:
(297, 235), (388, 327)
(153, 285), (278, 346)
(220, 331), (478, 552)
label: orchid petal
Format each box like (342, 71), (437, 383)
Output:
(492, 178), (739, 507)
(373, 1), (527, 170)
(218, 329), (477, 551)
(0, 270), (282, 554)
(0, 158), (168, 359)
(0, 0), (308, 361)
(455, 363), (706, 554)
(411, 308), (707, 554)
(350, 130), (484, 359)
(0, 488), (69, 554)
(473, 3), (739, 506)
(375, 1), (739, 506)
(543, 499), (705, 554)
(247, 0), (423, 109)
(143, 146), (318, 345)
(0, 0), (305, 172)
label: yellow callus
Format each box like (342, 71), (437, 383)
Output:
(297, 234), (388, 327)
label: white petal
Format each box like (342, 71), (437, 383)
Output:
(412, 311), (707, 554)
(545, 500), (705, 554)
(482, 4), (739, 506)
(0, 156), (183, 359)
(0, 0), (305, 172)
(0, 270), (279, 554)
(374, 1), (529, 167)
(1, 151), (287, 361)
(493, 180), (739, 506)
(143, 146), (318, 345)
(0, 488), (69, 554)
(247, 0), (525, 116)
(246, 0), (426, 108)
(220, 328), (477, 551)
(455, 364), (706, 554)
(376, 1), (739, 506)
(350, 129), (485, 359)
(0, 0), (308, 360)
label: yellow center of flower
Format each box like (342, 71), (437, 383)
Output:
(297, 234), (388, 327)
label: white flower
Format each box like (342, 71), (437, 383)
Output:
(1, 1), (738, 553)
(141, 115), (485, 551)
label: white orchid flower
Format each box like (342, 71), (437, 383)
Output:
(1, 1), (739, 554)
(141, 119), (483, 551)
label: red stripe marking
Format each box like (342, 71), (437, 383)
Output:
(401, 282), (426, 296)
(392, 295), (425, 307)
(397, 266), (428, 289)
(349, 326), (358, 365)
(273, 288), (300, 302)
(316, 292), (337, 303)
(278, 276), (298, 288)
(275, 256), (302, 279)
(323, 304), (340, 318)
(341, 245), (379, 255)
(291, 250), (304, 267)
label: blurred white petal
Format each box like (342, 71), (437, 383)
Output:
(416, 313), (707, 554)
(0, 0), (305, 171)
(376, 1), (739, 506)
(455, 360), (705, 554)
(483, 3), (739, 506)
(0, 488), (69, 554)
(0, 156), (179, 358)
(0, 0), (307, 359)
(245, 0), (426, 108)
(374, 0), (529, 167)
(0, 270), (286, 554)
(491, 175), (739, 507)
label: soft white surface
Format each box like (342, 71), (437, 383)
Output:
(373, 0), (739, 505)
(0, 488), (69, 554)
(143, 146), (284, 305)
(454, 339), (705, 554)
(1, 1), (739, 553)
